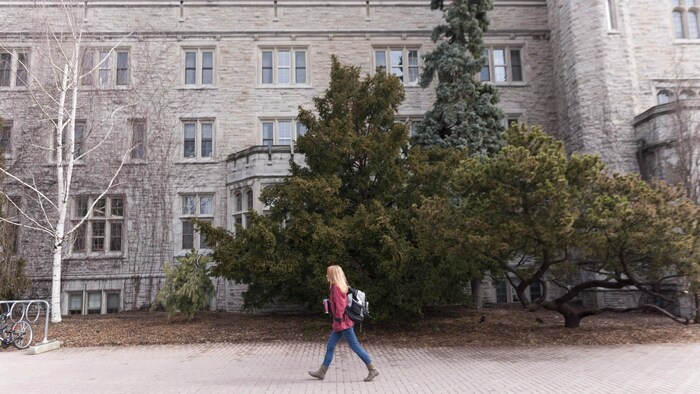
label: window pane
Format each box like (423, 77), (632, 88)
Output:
(73, 222), (86, 252)
(657, 90), (671, 104)
(408, 50), (419, 83)
(87, 292), (101, 313)
(493, 49), (507, 82)
(75, 197), (89, 218)
(110, 222), (122, 252)
(93, 198), (106, 217)
(690, 12), (700, 39)
(16, 52), (28, 87)
(390, 49), (403, 81)
(99, 51), (111, 87)
(0, 53), (11, 86)
(202, 51), (213, 84)
(70, 294), (82, 311)
(480, 50), (491, 81)
(182, 221), (194, 249)
(184, 123), (196, 158)
(201, 123), (213, 158)
(185, 51), (196, 84)
(674, 11), (685, 39)
(73, 123), (85, 157)
(375, 50), (386, 71)
(278, 121), (292, 145)
(262, 122), (274, 146)
(510, 50), (522, 82)
(246, 190), (254, 211)
(296, 122), (308, 138)
(116, 52), (128, 86)
(262, 51), (273, 84)
(81, 50), (94, 86)
(111, 197), (124, 217)
(182, 195), (196, 215)
(200, 194), (213, 215)
(278, 50), (290, 84)
(235, 193), (242, 212)
(0, 124), (11, 153)
(131, 121), (146, 159)
(106, 293), (119, 313)
(92, 221), (106, 251)
(199, 219), (212, 249)
(295, 51), (306, 84)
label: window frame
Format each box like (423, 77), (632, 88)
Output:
(179, 193), (215, 251)
(1, 120), (12, 156)
(481, 46), (525, 84)
(181, 119), (215, 160)
(232, 188), (255, 234)
(672, 2), (700, 40)
(70, 195), (125, 256)
(66, 290), (121, 315)
(182, 47), (216, 87)
(259, 118), (307, 146)
(130, 119), (147, 161)
(79, 48), (130, 89)
(259, 47), (309, 86)
(373, 46), (421, 86)
(0, 48), (30, 89)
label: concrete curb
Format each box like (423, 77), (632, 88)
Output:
(27, 340), (61, 355)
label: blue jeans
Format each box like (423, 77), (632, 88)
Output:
(322, 327), (372, 367)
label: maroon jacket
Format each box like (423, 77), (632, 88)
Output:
(329, 284), (354, 331)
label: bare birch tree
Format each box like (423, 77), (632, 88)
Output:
(0, 1), (135, 322)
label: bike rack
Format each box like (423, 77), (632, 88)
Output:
(0, 300), (51, 344)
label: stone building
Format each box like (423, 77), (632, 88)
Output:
(0, 0), (698, 316)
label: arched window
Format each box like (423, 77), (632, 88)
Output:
(689, 11), (700, 38)
(235, 192), (242, 212)
(657, 90), (672, 105)
(679, 90), (696, 100)
(246, 190), (254, 211)
(674, 11), (686, 38)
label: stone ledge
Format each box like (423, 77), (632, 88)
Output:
(27, 340), (61, 355)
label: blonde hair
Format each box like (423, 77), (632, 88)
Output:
(327, 265), (349, 294)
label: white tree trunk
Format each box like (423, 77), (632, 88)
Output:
(50, 242), (63, 323)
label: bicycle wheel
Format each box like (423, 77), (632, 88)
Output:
(10, 321), (33, 350)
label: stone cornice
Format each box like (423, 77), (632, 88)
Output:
(633, 99), (700, 127)
(0, 0), (546, 7)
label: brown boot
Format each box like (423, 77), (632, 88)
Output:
(308, 365), (328, 380)
(364, 363), (379, 382)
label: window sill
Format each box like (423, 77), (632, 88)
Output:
(673, 39), (700, 44)
(64, 253), (125, 261)
(79, 86), (131, 91)
(0, 86), (29, 91)
(607, 30), (621, 35)
(175, 249), (212, 257)
(177, 85), (218, 90)
(491, 82), (529, 88)
(175, 158), (218, 164)
(256, 84), (313, 89)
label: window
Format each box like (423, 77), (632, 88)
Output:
(0, 49), (29, 88)
(54, 121), (87, 161)
(182, 120), (214, 159)
(68, 293), (83, 315)
(80, 49), (129, 88)
(673, 1), (700, 39)
(180, 193), (214, 250)
(680, 89), (697, 99)
(495, 281), (508, 303)
(184, 48), (215, 86)
(529, 280), (543, 302)
(657, 90), (672, 104)
(67, 290), (120, 315)
(1, 120), (11, 154)
(233, 189), (254, 232)
(260, 119), (307, 146)
(374, 47), (420, 85)
(504, 116), (521, 129)
(605, 0), (619, 30)
(71, 196), (124, 254)
(481, 47), (523, 83)
(130, 120), (146, 160)
(260, 47), (307, 85)
(106, 292), (120, 314)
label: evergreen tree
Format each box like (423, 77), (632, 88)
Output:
(413, 0), (504, 154)
(155, 251), (215, 320)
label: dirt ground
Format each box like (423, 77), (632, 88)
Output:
(31, 305), (700, 348)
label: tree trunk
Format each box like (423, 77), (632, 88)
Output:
(695, 293), (700, 324)
(50, 243), (63, 323)
(471, 278), (482, 310)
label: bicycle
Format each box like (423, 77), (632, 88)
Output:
(1, 312), (33, 350)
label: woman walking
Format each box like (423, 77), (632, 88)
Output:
(308, 265), (379, 382)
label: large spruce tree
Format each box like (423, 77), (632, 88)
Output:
(413, 0), (504, 154)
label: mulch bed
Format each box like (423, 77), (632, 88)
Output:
(36, 305), (700, 348)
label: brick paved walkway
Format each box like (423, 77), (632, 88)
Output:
(6, 342), (700, 393)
